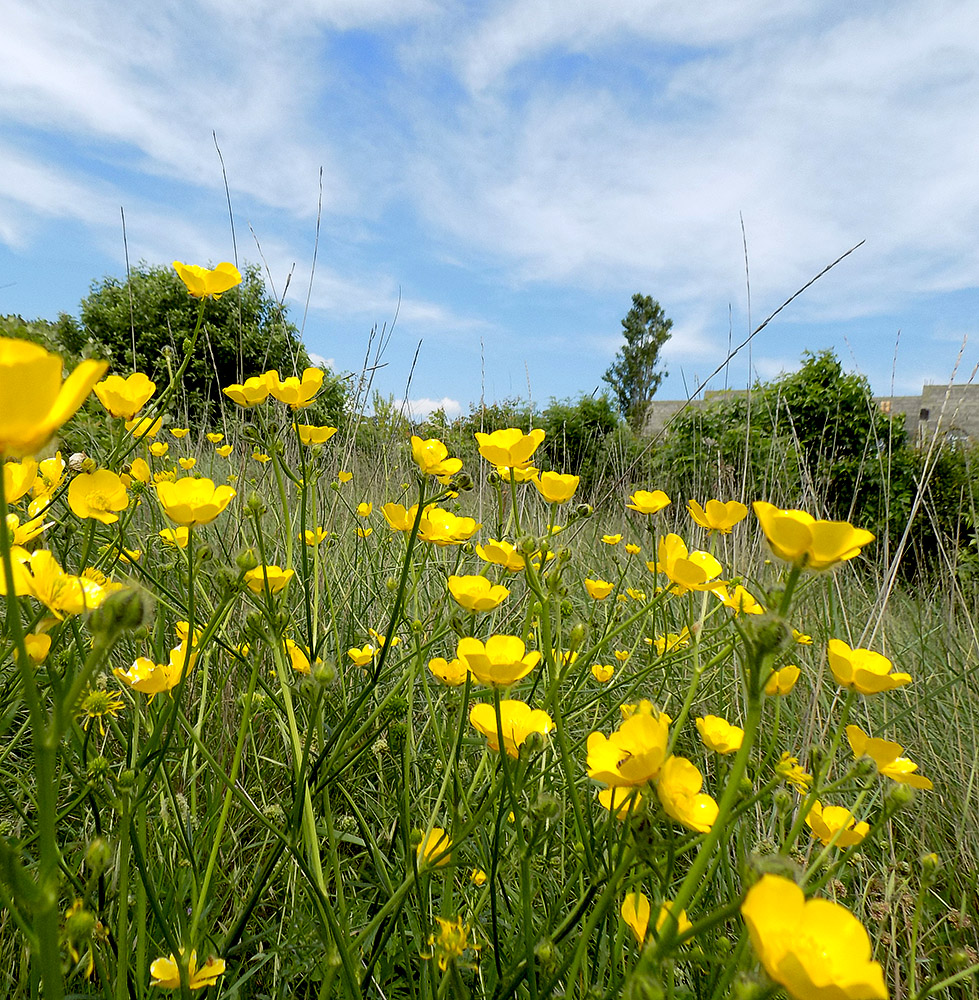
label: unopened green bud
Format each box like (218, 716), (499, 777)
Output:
(746, 614), (793, 656)
(486, 469), (502, 488)
(86, 836), (112, 876)
(450, 472), (473, 492)
(773, 788), (794, 814)
(236, 548), (259, 572)
(567, 622), (587, 651)
(65, 902), (96, 942)
(182, 338), (194, 354)
(517, 535), (537, 556)
(531, 790), (562, 822)
(411, 619), (425, 634)
(385, 576), (399, 592)
(920, 852), (940, 883)
(245, 492), (266, 516)
(89, 587), (152, 640)
(195, 542), (213, 563)
(885, 781), (916, 811)
(313, 661), (337, 686)
(573, 503), (593, 520)
(116, 769), (136, 791)
(534, 937), (557, 966)
(87, 756), (110, 784)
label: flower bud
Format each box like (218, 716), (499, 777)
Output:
(116, 769), (136, 791)
(530, 790), (562, 822)
(920, 852), (940, 884)
(313, 661), (337, 686)
(773, 788), (794, 814)
(567, 622), (587, 651)
(517, 535), (537, 556)
(449, 472), (473, 492)
(245, 492), (267, 516)
(385, 577), (399, 592)
(885, 781), (916, 811)
(236, 548), (260, 572)
(86, 837), (113, 876)
(534, 937), (557, 967)
(89, 587), (152, 641)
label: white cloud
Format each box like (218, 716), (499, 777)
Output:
(404, 396), (462, 420)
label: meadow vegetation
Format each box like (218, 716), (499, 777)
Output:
(0, 262), (977, 1000)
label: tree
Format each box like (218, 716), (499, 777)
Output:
(603, 293), (672, 431)
(61, 262), (347, 424)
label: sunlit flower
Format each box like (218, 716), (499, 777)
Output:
(652, 533), (724, 593)
(741, 875), (887, 1000)
(215, 444), (233, 457)
(1, 549), (107, 618)
(625, 587), (646, 601)
(252, 451), (270, 463)
(621, 891), (650, 945)
(470, 868), (488, 886)
(696, 715), (744, 754)
(126, 415), (163, 439)
(687, 498), (748, 534)
(652, 628), (691, 655)
(534, 471), (579, 504)
(159, 527), (190, 548)
(846, 724), (933, 789)
(4, 458), (38, 503)
(66, 469), (129, 524)
(304, 527), (328, 545)
(156, 478), (236, 527)
(283, 637), (315, 674)
(620, 700), (672, 724)
(655, 901), (692, 938)
(427, 915), (472, 971)
(296, 424), (338, 446)
(93, 372), (156, 420)
(173, 259), (242, 299)
(613, 649), (630, 663)
(0, 338), (107, 458)
(753, 502), (875, 571)
(598, 786), (643, 818)
(268, 368), (324, 409)
(626, 489), (671, 514)
(584, 578), (614, 600)
(765, 665), (801, 696)
(587, 713), (670, 787)
(29, 452), (65, 513)
(475, 427), (546, 467)
(805, 800), (870, 847)
(625, 543), (641, 555)
(368, 628), (400, 649)
(411, 435), (463, 478)
(357, 526), (373, 538)
(476, 538), (525, 572)
(338, 470), (352, 483)
(602, 534), (622, 545)
(711, 584), (764, 615)
(418, 507), (480, 546)
(495, 464), (539, 482)
(776, 752), (813, 792)
(347, 645), (376, 667)
(150, 948), (226, 989)
(24, 631), (52, 663)
(129, 458), (151, 484)
(5, 512), (48, 546)
(793, 628), (813, 645)
(170, 428), (189, 439)
(357, 502), (372, 517)
(206, 433), (224, 444)
(469, 699), (555, 757)
(244, 565), (294, 595)
(115, 643), (196, 700)
(223, 374), (271, 407)
(656, 756), (718, 832)
(457, 635), (541, 687)
(150, 442), (169, 458)
(591, 663), (614, 683)
(447, 575), (509, 612)
(428, 656), (469, 686)
(417, 827), (452, 868)
(828, 639), (912, 695)
(178, 457), (196, 470)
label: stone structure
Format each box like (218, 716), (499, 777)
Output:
(645, 384), (979, 443)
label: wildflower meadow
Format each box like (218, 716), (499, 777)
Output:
(1, 261), (977, 1000)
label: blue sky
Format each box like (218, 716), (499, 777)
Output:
(1, 0), (978, 419)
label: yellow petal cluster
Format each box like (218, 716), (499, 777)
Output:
(469, 700), (555, 757)
(687, 498), (748, 533)
(475, 427), (546, 467)
(0, 338), (107, 458)
(417, 827), (452, 868)
(827, 638), (911, 695)
(534, 471), (579, 504)
(447, 575), (509, 611)
(753, 501), (875, 570)
(456, 635), (541, 686)
(586, 713), (670, 787)
(149, 949), (226, 989)
(476, 538), (525, 572)
(156, 478), (236, 527)
(846, 724), (933, 789)
(244, 565), (294, 595)
(805, 800), (870, 847)
(655, 756), (719, 833)
(268, 368), (324, 409)
(653, 534), (724, 593)
(223, 374), (272, 407)
(427, 656), (469, 686)
(765, 665), (801, 696)
(67, 470), (129, 524)
(411, 436), (463, 478)
(93, 372), (156, 419)
(695, 715), (744, 754)
(741, 875), (887, 1000)
(626, 489), (671, 514)
(172, 260), (242, 299)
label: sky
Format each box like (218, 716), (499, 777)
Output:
(1, 0), (978, 420)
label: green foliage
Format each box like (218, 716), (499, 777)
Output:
(66, 262), (346, 424)
(603, 293), (673, 431)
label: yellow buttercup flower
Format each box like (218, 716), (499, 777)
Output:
(652, 533), (724, 593)
(284, 638), (315, 674)
(159, 527), (190, 548)
(656, 756), (718, 832)
(626, 489), (671, 514)
(470, 868), (488, 886)
(150, 442), (169, 457)
(303, 527), (328, 545)
(149, 948), (226, 989)
(805, 800), (870, 847)
(411, 435), (463, 478)
(129, 457), (151, 484)
(625, 542), (641, 554)
(711, 584), (764, 615)
(67, 470), (129, 524)
(534, 471), (579, 504)
(357, 526), (372, 538)
(846, 724), (933, 789)
(170, 427), (190, 439)
(114, 642), (196, 701)
(687, 498), (748, 534)
(597, 786), (642, 818)
(357, 502), (372, 517)
(347, 645), (376, 666)
(457, 635), (541, 687)
(4, 458), (38, 503)
(696, 715), (744, 754)
(621, 891), (650, 946)
(828, 638), (912, 695)
(24, 632), (52, 664)
(4, 550), (107, 618)
(427, 915), (472, 971)
(590, 663), (614, 683)
(178, 457), (196, 470)
(793, 628), (814, 645)
(252, 451), (270, 463)
(296, 424), (338, 446)
(475, 427), (546, 467)
(447, 575), (509, 612)
(6, 512), (48, 546)
(206, 433), (224, 444)
(652, 628), (691, 655)
(156, 478), (236, 527)
(427, 656), (469, 686)
(244, 565), (294, 595)
(584, 578), (614, 600)
(765, 664), (801, 696)
(418, 507), (480, 546)
(338, 470), (352, 483)
(417, 827), (452, 868)
(126, 415), (163, 439)
(495, 464), (539, 483)
(587, 713), (669, 787)
(268, 368), (324, 409)
(776, 752), (813, 792)
(172, 259), (242, 299)
(0, 338), (107, 458)
(601, 533), (622, 545)
(214, 444), (232, 457)
(753, 501), (875, 571)
(93, 372), (156, 419)
(475, 538), (525, 572)
(469, 699), (554, 757)
(741, 875), (887, 1000)
(223, 374), (271, 407)
(655, 901), (692, 938)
